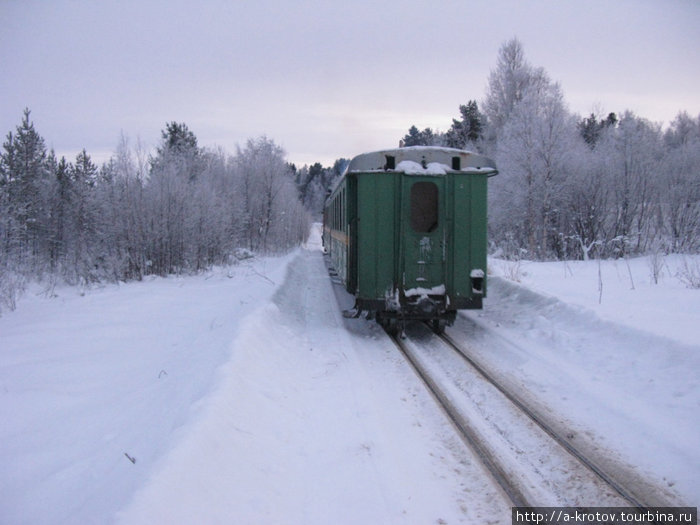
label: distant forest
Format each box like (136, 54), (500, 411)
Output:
(2, 38), (699, 312)
(0, 118), (313, 312)
(397, 38), (700, 262)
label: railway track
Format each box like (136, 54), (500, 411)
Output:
(438, 331), (650, 508)
(392, 330), (530, 508)
(392, 324), (655, 509)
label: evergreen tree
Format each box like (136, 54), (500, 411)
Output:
(50, 155), (71, 268)
(0, 108), (51, 267)
(400, 126), (442, 147)
(151, 121), (204, 180)
(157, 122), (200, 157)
(445, 100), (483, 149)
(578, 113), (600, 147)
(68, 150), (99, 281)
(332, 158), (349, 178)
(401, 125), (423, 147)
(73, 149), (98, 186)
(578, 112), (618, 147)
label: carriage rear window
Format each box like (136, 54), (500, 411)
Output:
(410, 182), (438, 232)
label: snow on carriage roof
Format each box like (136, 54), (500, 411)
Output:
(344, 146), (498, 175)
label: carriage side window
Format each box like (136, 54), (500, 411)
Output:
(341, 189), (345, 231)
(410, 181), (438, 232)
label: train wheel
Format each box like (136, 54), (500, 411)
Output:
(430, 319), (447, 335)
(377, 314), (400, 336)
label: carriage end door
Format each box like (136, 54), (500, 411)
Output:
(401, 177), (446, 291)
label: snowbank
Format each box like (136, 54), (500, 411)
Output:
(0, 255), (295, 525)
(489, 255), (700, 346)
(456, 255), (700, 505)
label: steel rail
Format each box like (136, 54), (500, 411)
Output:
(392, 334), (530, 508)
(439, 331), (649, 510)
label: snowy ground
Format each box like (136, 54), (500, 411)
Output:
(488, 255), (700, 347)
(0, 253), (295, 524)
(114, 231), (507, 525)
(1, 228), (698, 524)
(460, 256), (700, 506)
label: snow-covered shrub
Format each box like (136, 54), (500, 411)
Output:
(500, 259), (524, 282)
(0, 270), (27, 314)
(647, 249), (666, 285)
(233, 248), (255, 261)
(676, 257), (700, 289)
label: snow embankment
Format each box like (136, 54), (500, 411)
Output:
(0, 254), (295, 525)
(490, 255), (699, 347)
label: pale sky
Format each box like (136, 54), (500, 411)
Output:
(2, 0), (699, 167)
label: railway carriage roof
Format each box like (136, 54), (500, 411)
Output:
(343, 146), (498, 176)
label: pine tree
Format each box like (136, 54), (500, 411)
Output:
(73, 149), (98, 186)
(68, 150), (99, 282)
(400, 126), (442, 147)
(151, 122), (203, 180)
(578, 112), (618, 147)
(445, 100), (483, 149)
(1, 109), (51, 267)
(50, 155), (71, 268)
(401, 126), (424, 147)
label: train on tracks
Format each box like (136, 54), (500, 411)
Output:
(323, 146), (498, 334)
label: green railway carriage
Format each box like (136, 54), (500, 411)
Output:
(323, 146), (497, 333)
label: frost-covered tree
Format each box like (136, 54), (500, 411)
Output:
(0, 110), (311, 309)
(66, 150), (99, 281)
(294, 160), (345, 218)
(491, 78), (577, 259)
(95, 133), (150, 280)
(595, 112), (663, 255)
(660, 112), (700, 252)
(234, 136), (309, 252)
(484, 39), (661, 260)
(483, 38), (548, 140)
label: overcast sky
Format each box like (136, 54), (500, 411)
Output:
(2, 0), (699, 167)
